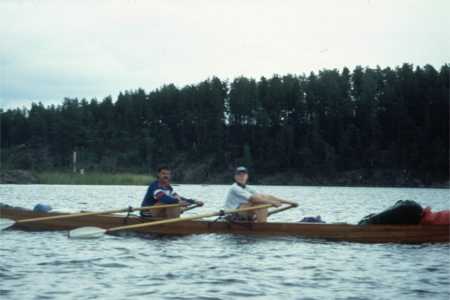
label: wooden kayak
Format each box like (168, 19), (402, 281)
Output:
(1, 205), (449, 244)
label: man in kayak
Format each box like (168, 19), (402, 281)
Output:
(141, 166), (203, 218)
(224, 166), (284, 222)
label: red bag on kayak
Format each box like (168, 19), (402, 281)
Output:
(420, 207), (450, 225)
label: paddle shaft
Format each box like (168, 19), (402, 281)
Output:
(14, 204), (182, 224)
(107, 204), (272, 233)
(268, 205), (295, 216)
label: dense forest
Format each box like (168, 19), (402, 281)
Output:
(1, 64), (449, 186)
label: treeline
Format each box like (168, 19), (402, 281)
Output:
(1, 64), (449, 184)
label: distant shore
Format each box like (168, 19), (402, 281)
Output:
(0, 170), (153, 186)
(0, 169), (448, 188)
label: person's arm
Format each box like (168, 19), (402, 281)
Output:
(142, 185), (154, 206)
(242, 186), (282, 207)
(259, 194), (288, 203)
(179, 196), (198, 205)
(249, 194), (282, 207)
(181, 198), (203, 206)
(260, 194), (298, 206)
(154, 189), (179, 204)
(173, 193), (204, 206)
(181, 197), (204, 206)
(142, 183), (162, 206)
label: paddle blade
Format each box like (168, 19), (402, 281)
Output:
(68, 226), (107, 239)
(0, 218), (16, 231)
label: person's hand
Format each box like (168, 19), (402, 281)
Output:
(195, 200), (204, 207)
(180, 200), (191, 207)
(272, 200), (282, 208)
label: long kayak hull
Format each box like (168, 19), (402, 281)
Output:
(1, 206), (449, 244)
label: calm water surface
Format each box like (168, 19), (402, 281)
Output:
(0, 184), (449, 300)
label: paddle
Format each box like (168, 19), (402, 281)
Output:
(0, 204), (182, 231)
(69, 204), (272, 239)
(268, 199), (298, 216)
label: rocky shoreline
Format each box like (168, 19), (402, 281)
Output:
(0, 170), (39, 184)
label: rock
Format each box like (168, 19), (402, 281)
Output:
(0, 170), (38, 184)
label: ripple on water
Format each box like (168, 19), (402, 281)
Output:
(36, 258), (103, 266)
(93, 262), (129, 268)
(1, 185), (449, 300)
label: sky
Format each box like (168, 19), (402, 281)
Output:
(1, 0), (449, 109)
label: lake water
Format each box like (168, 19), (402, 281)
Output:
(0, 184), (449, 300)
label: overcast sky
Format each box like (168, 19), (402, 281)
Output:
(1, 0), (449, 109)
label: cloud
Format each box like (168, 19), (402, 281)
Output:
(1, 0), (449, 109)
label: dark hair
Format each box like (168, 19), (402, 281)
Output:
(157, 166), (170, 173)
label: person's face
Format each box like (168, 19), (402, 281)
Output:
(234, 172), (248, 185)
(158, 169), (171, 184)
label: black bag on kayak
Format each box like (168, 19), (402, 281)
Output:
(358, 200), (423, 225)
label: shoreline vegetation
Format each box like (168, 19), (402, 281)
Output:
(0, 170), (152, 186)
(1, 169), (448, 188)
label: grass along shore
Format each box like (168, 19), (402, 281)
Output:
(35, 172), (153, 185)
(1, 169), (448, 187)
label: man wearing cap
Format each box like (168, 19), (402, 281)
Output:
(224, 166), (283, 222)
(141, 166), (203, 218)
